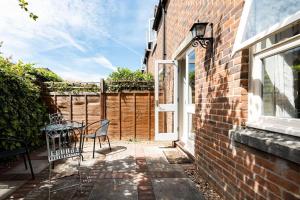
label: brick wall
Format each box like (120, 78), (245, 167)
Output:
(146, 0), (300, 199)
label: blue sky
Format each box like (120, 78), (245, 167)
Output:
(0, 0), (157, 81)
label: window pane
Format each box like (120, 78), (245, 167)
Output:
(188, 51), (195, 104)
(243, 0), (300, 42)
(188, 113), (195, 140)
(262, 47), (300, 118)
(158, 63), (174, 104)
(282, 47), (300, 118)
(263, 59), (275, 116)
(159, 112), (174, 133)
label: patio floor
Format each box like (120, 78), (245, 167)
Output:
(0, 141), (204, 200)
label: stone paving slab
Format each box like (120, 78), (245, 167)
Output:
(152, 178), (205, 200)
(1, 142), (205, 200)
(6, 160), (48, 175)
(0, 181), (26, 200)
(89, 179), (138, 200)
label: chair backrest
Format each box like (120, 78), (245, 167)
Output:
(45, 123), (83, 162)
(49, 113), (64, 124)
(96, 119), (110, 136)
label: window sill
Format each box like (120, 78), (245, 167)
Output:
(229, 128), (300, 164)
(247, 117), (300, 138)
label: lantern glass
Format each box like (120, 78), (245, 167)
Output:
(190, 22), (208, 38)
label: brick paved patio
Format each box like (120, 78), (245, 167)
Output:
(0, 142), (204, 200)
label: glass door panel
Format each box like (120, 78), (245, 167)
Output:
(185, 49), (196, 141)
(155, 60), (178, 141)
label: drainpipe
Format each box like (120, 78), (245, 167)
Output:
(162, 7), (167, 60)
(162, 6), (167, 133)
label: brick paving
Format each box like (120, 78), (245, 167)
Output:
(0, 142), (204, 200)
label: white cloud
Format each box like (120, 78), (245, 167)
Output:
(0, 0), (107, 57)
(92, 56), (117, 71)
(56, 69), (106, 82)
(77, 55), (117, 71)
(0, 0), (157, 82)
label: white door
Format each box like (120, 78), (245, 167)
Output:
(155, 60), (178, 141)
(183, 49), (196, 151)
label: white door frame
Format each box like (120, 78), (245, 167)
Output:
(182, 48), (196, 153)
(154, 60), (178, 141)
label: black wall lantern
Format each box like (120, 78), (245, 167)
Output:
(190, 22), (213, 51)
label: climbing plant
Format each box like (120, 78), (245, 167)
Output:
(44, 81), (100, 94)
(0, 56), (53, 151)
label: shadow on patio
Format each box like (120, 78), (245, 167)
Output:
(0, 141), (204, 200)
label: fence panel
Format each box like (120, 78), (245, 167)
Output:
(43, 91), (155, 141)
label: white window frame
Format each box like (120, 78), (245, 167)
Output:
(148, 18), (157, 45)
(248, 34), (300, 137)
(232, 0), (300, 55)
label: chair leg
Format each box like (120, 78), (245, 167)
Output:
(107, 136), (111, 151)
(98, 137), (102, 148)
(26, 150), (35, 180)
(23, 154), (28, 170)
(93, 137), (96, 158)
(49, 163), (52, 200)
(81, 137), (85, 152)
(77, 156), (82, 193)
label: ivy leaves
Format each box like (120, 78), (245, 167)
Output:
(18, 0), (38, 21)
(0, 56), (49, 151)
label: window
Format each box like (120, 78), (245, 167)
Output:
(148, 18), (157, 44)
(248, 23), (300, 137)
(233, 0), (300, 54)
(262, 47), (300, 118)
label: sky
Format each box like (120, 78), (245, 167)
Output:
(0, 0), (157, 81)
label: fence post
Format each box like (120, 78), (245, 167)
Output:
(69, 95), (73, 121)
(100, 79), (105, 119)
(148, 91), (151, 140)
(133, 93), (136, 140)
(54, 94), (57, 113)
(85, 95), (88, 124)
(119, 92), (122, 140)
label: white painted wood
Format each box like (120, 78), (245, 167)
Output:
(181, 48), (196, 152)
(154, 60), (178, 141)
(232, 0), (300, 55)
(232, 0), (253, 56)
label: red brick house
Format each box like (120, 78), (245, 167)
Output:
(143, 0), (300, 199)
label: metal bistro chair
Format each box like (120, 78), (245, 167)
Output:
(0, 135), (34, 179)
(45, 121), (84, 199)
(49, 113), (64, 124)
(82, 119), (111, 158)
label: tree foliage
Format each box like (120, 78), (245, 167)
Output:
(0, 56), (57, 151)
(106, 67), (154, 91)
(18, 0), (38, 21)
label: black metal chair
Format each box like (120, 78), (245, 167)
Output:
(0, 136), (34, 179)
(82, 119), (111, 158)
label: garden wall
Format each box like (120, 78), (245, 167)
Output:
(42, 91), (155, 141)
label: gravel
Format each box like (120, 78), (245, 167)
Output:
(184, 165), (223, 200)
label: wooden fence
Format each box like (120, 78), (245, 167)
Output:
(42, 91), (155, 141)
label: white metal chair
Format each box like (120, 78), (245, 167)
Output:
(45, 121), (84, 199)
(49, 113), (64, 124)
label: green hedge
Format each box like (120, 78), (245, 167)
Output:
(106, 67), (154, 91)
(0, 57), (54, 151)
